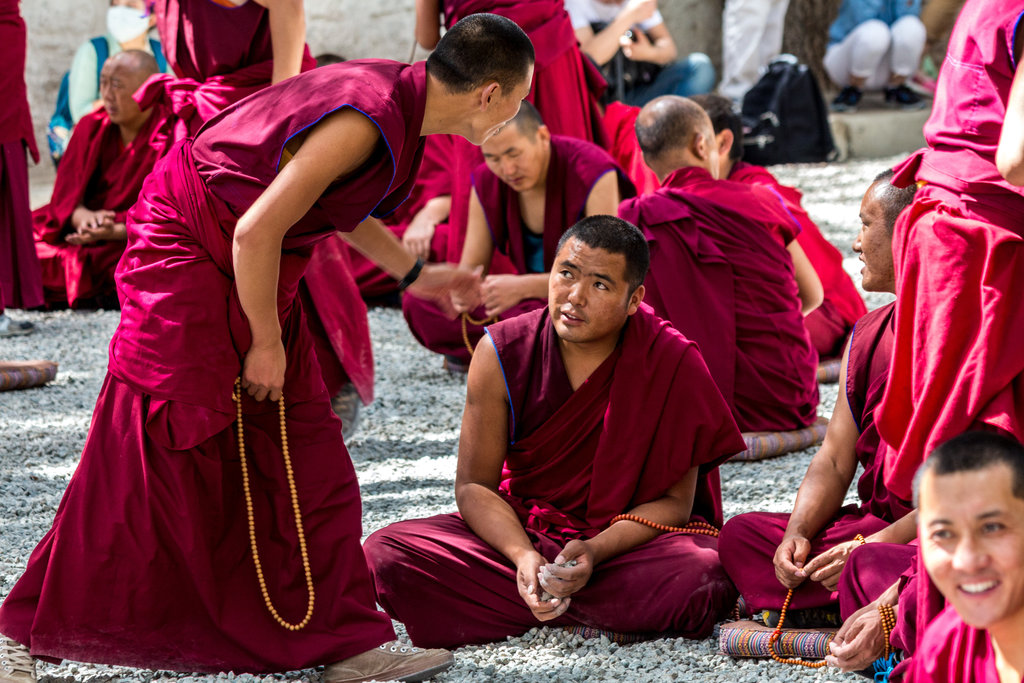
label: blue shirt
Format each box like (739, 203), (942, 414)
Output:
(828, 0), (922, 46)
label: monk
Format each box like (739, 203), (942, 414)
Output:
(0, 0), (42, 336)
(619, 96), (820, 432)
(403, 102), (633, 369)
(415, 0), (609, 269)
(0, 15), (534, 683)
(692, 93), (868, 359)
(366, 216), (745, 648)
(718, 170), (917, 629)
(904, 432), (1024, 682)
(32, 51), (171, 310)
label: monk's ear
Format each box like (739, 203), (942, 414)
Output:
(715, 130), (734, 159)
(692, 132), (711, 162)
(536, 125), (551, 144)
(627, 284), (645, 315)
(479, 82), (501, 110)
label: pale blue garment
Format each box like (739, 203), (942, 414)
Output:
(828, 0), (923, 46)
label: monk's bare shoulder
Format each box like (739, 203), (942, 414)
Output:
(283, 108), (381, 180)
(465, 335), (507, 409)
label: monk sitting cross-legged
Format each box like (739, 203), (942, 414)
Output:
(367, 216), (745, 648)
(402, 102), (634, 369)
(619, 96), (821, 432)
(33, 51), (171, 309)
(719, 170), (919, 632)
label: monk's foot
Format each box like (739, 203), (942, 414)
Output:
(0, 314), (34, 338)
(0, 639), (36, 682)
(323, 640), (454, 683)
(331, 382), (361, 441)
(761, 605), (841, 629)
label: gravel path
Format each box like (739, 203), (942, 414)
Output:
(0, 154), (904, 682)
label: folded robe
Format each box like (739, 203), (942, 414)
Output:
(32, 104), (174, 308)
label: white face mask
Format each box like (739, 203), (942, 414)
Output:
(107, 5), (150, 44)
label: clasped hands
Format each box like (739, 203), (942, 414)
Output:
(773, 535), (862, 593)
(516, 540), (594, 622)
(450, 270), (526, 318)
(67, 208), (127, 246)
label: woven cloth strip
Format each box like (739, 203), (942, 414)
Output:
(719, 620), (834, 659)
(0, 360), (59, 392)
(817, 358), (842, 384)
(730, 416), (829, 462)
(561, 625), (659, 645)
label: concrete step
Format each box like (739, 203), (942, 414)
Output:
(828, 93), (931, 161)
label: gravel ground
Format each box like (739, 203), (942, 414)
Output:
(0, 154), (904, 682)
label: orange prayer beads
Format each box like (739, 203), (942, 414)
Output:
(461, 312), (498, 356)
(768, 588), (833, 668)
(607, 513), (720, 537)
(877, 603), (896, 659)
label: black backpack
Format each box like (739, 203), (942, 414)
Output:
(740, 54), (836, 166)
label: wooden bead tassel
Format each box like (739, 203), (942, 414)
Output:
(877, 603), (896, 659)
(461, 312), (498, 357)
(233, 378), (315, 631)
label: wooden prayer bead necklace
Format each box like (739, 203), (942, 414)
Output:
(607, 513), (721, 537)
(461, 312), (498, 356)
(233, 378), (315, 631)
(877, 603), (896, 659)
(768, 588), (832, 668)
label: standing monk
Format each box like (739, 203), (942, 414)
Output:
(366, 217), (744, 648)
(719, 171), (917, 629)
(0, 15), (534, 683)
(693, 93), (868, 359)
(403, 103), (633, 369)
(33, 51), (171, 310)
(620, 96), (821, 432)
(0, 0), (42, 337)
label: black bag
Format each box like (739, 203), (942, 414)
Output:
(591, 22), (662, 104)
(740, 54), (836, 165)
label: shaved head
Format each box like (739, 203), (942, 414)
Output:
(108, 49), (159, 81)
(870, 169), (918, 233)
(506, 100), (545, 139)
(635, 96), (714, 160)
(100, 50), (159, 126)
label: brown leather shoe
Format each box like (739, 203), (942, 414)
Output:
(323, 640), (454, 682)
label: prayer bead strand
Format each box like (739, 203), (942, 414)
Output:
(767, 588), (832, 668)
(233, 378), (315, 631)
(461, 312), (498, 356)
(607, 513), (720, 537)
(854, 533), (868, 545)
(877, 603), (896, 659)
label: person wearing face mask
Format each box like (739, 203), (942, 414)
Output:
(66, 1), (169, 128)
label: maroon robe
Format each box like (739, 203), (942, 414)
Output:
(602, 102), (661, 196)
(0, 61), (427, 672)
(619, 166), (819, 432)
(905, 606), (1001, 682)
(729, 161), (868, 358)
(32, 105), (174, 308)
(365, 304), (745, 647)
(0, 0), (42, 311)
(719, 302), (913, 612)
(403, 135), (633, 363)
(839, 542), (921, 659)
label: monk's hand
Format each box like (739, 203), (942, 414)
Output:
(448, 265), (485, 315)
(481, 275), (525, 318)
(241, 338), (287, 402)
(516, 550), (570, 622)
(539, 541), (594, 599)
(773, 535), (812, 589)
(825, 601), (889, 671)
(801, 540), (860, 592)
(401, 213), (437, 261)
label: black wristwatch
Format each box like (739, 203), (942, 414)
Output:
(397, 257), (425, 291)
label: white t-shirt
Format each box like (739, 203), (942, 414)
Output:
(563, 0), (664, 33)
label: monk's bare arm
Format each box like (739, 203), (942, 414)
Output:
(252, 0), (305, 84)
(584, 171), (622, 218)
(997, 58), (1024, 185)
(574, 0), (657, 66)
(234, 109), (378, 400)
(787, 240), (824, 315)
(460, 189), (496, 272)
(414, 0), (442, 50)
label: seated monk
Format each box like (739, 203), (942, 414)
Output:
(402, 102), (634, 369)
(33, 50), (171, 309)
(366, 216), (745, 648)
(903, 432), (1024, 682)
(619, 95), (821, 432)
(692, 93), (868, 359)
(718, 170), (918, 630)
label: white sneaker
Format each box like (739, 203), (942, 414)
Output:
(0, 639), (35, 683)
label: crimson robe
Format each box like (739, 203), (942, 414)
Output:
(365, 304), (744, 647)
(839, 542), (920, 658)
(403, 135), (633, 363)
(719, 302), (913, 612)
(436, 0), (609, 267)
(602, 102), (661, 196)
(0, 0), (42, 311)
(0, 61), (427, 673)
(905, 606), (1000, 682)
(729, 161), (867, 358)
(619, 166), (819, 432)
(32, 105), (174, 308)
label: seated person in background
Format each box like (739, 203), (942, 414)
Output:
(366, 217), (745, 648)
(403, 102), (634, 369)
(719, 170), (918, 629)
(566, 0), (715, 106)
(718, 0), (790, 104)
(907, 431), (1024, 682)
(620, 95), (821, 432)
(34, 50), (171, 309)
(692, 93), (868, 359)
(825, 0), (927, 111)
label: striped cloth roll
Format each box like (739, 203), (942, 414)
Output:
(0, 360), (59, 392)
(561, 625), (658, 645)
(730, 416), (830, 462)
(719, 620), (834, 659)
(817, 358), (842, 384)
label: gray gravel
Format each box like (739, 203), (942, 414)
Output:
(0, 154), (903, 682)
